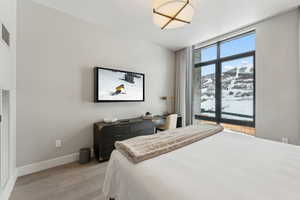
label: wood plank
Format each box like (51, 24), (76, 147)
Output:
(10, 161), (108, 200)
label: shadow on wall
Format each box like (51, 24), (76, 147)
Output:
(81, 66), (94, 103)
(69, 124), (93, 151)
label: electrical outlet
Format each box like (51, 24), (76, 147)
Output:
(282, 137), (289, 144)
(56, 140), (62, 147)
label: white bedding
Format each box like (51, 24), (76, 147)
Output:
(103, 131), (300, 200)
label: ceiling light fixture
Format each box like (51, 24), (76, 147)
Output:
(153, 0), (194, 30)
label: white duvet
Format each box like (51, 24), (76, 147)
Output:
(103, 131), (300, 200)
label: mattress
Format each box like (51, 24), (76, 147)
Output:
(103, 131), (300, 200)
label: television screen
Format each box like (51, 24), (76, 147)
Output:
(94, 67), (145, 102)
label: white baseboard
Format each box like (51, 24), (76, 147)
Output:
(18, 150), (95, 177)
(18, 152), (79, 177)
(0, 169), (18, 200)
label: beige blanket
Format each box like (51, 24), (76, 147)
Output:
(115, 124), (224, 164)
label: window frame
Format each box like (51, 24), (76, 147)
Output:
(194, 31), (256, 127)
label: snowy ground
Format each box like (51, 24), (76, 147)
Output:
(221, 98), (253, 120)
(200, 98), (253, 121)
(98, 69), (144, 101)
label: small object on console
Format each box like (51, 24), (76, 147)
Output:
(103, 118), (118, 123)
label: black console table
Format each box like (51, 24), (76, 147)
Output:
(94, 118), (155, 162)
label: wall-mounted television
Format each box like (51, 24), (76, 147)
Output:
(94, 67), (145, 102)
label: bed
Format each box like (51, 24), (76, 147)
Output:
(103, 130), (300, 200)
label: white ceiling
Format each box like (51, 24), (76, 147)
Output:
(32, 0), (300, 51)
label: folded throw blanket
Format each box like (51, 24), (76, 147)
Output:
(115, 124), (224, 164)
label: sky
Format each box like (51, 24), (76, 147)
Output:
(197, 33), (256, 76)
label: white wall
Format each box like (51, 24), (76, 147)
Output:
(0, 0), (17, 199)
(194, 9), (300, 145)
(17, 0), (175, 167)
(255, 9), (300, 145)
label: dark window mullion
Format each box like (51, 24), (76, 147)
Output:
(195, 60), (217, 68)
(195, 52), (254, 68)
(219, 118), (254, 127)
(194, 115), (217, 122)
(215, 42), (222, 124)
(253, 54), (256, 126)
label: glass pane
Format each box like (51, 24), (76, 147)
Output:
(193, 64), (216, 118)
(201, 45), (217, 62)
(220, 33), (256, 58)
(221, 56), (254, 121)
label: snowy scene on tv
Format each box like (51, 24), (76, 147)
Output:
(98, 68), (144, 101)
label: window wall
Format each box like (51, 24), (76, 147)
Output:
(193, 32), (256, 127)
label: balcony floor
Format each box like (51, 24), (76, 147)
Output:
(194, 119), (255, 136)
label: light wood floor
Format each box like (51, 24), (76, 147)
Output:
(9, 123), (254, 200)
(10, 161), (108, 200)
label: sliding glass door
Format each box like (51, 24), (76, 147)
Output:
(193, 64), (216, 118)
(193, 32), (255, 127)
(220, 55), (255, 126)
